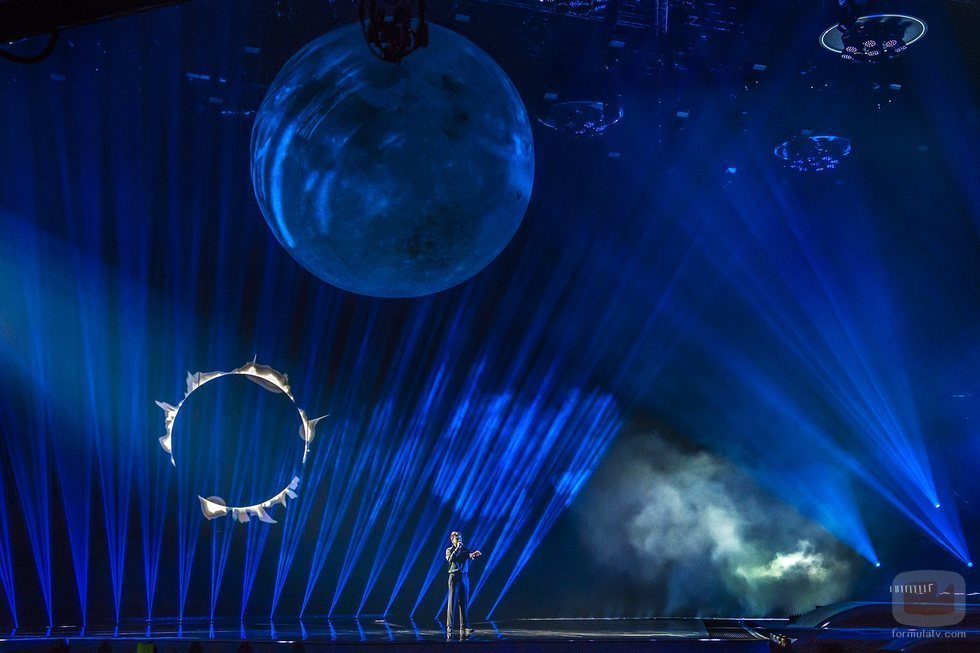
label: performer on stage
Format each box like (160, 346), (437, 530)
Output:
(445, 531), (482, 637)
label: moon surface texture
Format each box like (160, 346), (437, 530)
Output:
(251, 23), (535, 298)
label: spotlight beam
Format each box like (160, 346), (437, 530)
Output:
(0, 443), (18, 627)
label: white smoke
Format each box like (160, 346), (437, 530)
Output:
(574, 431), (859, 616)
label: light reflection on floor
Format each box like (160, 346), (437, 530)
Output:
(0, 617), (770, 643)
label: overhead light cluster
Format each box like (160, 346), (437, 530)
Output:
(819, 14), (927, 64)
(773, 134), (852, 173)
(538, 99), (624, 137)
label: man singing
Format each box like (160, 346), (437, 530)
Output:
(445, 531), (482, 637)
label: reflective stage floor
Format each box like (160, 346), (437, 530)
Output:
(0, 617), (772, 652)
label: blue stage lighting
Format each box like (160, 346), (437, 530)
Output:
(934, 502), (941, 509)
(968, 562), (974, 568)
(874, 561), (881, 568)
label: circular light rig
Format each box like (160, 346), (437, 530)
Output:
(538, 99), (623, 137)
(820, 15), (926, 63)
(774, 134), (852, 173)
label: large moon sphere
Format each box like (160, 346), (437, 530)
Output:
(251, 23), (534, 298)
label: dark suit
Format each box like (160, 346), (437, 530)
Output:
(446, 544), (472, 631)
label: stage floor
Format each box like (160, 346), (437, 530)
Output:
(0, 617), (772, 651)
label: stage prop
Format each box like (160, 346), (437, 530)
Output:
(156, 360), (326, 523)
